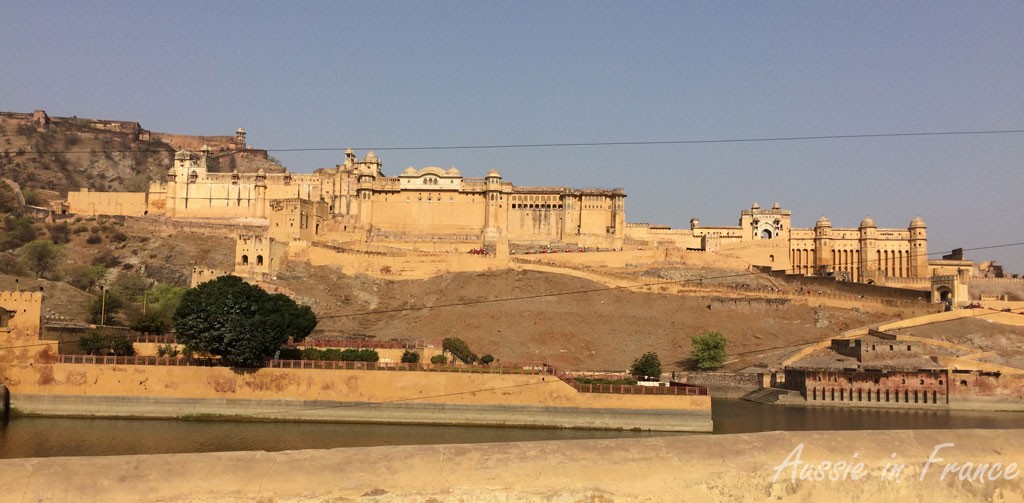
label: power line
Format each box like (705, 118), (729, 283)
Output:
(8, 128), (1024, 155)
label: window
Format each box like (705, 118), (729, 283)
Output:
(257, 255), (264, 266)
(241, 255), (249, 265)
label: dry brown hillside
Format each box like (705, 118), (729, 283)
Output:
(0, 112), (285, 198)
(273, 262), (899, 372)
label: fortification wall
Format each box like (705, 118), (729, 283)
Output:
(123, 216), (266, 240)
(296, 243), (511, 279)
(151, 133), (237, 151)
(0, 291), (42, 337)
(773, 272), (930, 301)
(67, 189), (149, 217)
(970, 277), (1024, 301)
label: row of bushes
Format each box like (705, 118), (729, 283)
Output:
(279, 347), (381, 362)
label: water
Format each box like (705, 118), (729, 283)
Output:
(2, 399), (1022, 458)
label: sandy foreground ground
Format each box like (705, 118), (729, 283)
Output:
(2, 429), (1023, 502)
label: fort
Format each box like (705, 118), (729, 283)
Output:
(60, 143), (1024, 308)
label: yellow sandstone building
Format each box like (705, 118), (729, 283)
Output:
(69, 148), (626, 250)
(66, 146), (950, 290)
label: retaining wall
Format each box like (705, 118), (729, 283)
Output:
(670, 371), (763, 389)
(0, 363), (711, 431)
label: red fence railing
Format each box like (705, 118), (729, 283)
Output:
(54, 356), (707, 396)
(57, 355), (219, 366)
(567, 382), (708, 396)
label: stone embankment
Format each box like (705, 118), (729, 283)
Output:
(1, 429), (1021, 501)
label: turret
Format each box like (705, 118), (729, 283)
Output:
(909, 216), (928, 278)
(255, 169), (267, 218)
(814, 216), (833, 275)
(483, 169), (503, 243)
(858, 216), (877, 283)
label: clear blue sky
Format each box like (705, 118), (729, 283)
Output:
(3, 1), (1023, 272)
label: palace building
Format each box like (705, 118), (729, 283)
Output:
(67, 148), (627, 249)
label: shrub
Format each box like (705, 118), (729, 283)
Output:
(442, 337), (478, 364)
(630, 351), (662, 381)
(78, 330), (106, 355)
(19, 239), (62, 278)
(77, 331), (135, 356)
(131, 312), (170, 335)
(692, 331), (727, 370)
(67, 265), (106, 291)
(401, 350), (420, 364)
(111, 231), (128, 242)
(47, 222), (70, 244)
(156, 344), (179, 358)
(480, 354), (494, 365)
(0, 251), (26, 275)
(86, 233), (102, 245)
(430, 354), (447, 365)
(92, 249), (119, 267)
(110, 335), (135, 356)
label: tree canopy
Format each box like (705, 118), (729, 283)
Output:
(692, 331), (727, 370)
(630, 351), (662, 381)
(173, 275), (317, 367)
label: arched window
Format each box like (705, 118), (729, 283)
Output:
(241, 255), (249, 265)
(257, 255), (264, 266)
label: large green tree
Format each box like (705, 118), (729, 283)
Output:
(173, 275), (317, 367)
(692, 331), (727, 370)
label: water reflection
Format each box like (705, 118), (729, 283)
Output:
(712, 398), (1024, 434)
(3, 399), (1022, 458)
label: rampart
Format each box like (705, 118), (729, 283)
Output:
(970, 277), (1024, 301)
(123, 215), (266, 240)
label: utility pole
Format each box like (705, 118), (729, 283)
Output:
(100, 286), (107, 326)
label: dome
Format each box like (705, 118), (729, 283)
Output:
(236, 128), (245, 135)
(772, 202), (780, 210)
(859, 216), (876, 228)
(364, 151), (379, 163)
(751, 202), (760, 210)
(402, 167), (417, 176)
(256, 168), (265, 175)
(910, 216), (926, 228)
(345, 147), (354, 156)
(486, 169), (501, 178)
(815, 215), (832, 227)
(446, 167), (461, 177)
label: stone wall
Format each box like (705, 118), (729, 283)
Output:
(970, 277), (1024, 302)
(670, 371), (762, 389)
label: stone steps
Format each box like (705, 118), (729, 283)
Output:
(741, 387), (803, 405)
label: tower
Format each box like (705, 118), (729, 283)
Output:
(483, 169), (502, 243)
(814, 216), (833, 276)
(858, 216), (877, 283)
(909, 216), (928, 278)
(254, 169), (267, 218)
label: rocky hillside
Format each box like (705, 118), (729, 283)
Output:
(0, 112), (285, 198)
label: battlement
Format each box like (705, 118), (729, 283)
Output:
(0, 291), (43, 304)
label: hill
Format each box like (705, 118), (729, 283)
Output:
(0, 110), (285, 200)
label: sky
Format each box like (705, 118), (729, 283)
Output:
(2, 1), (1023, 272)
